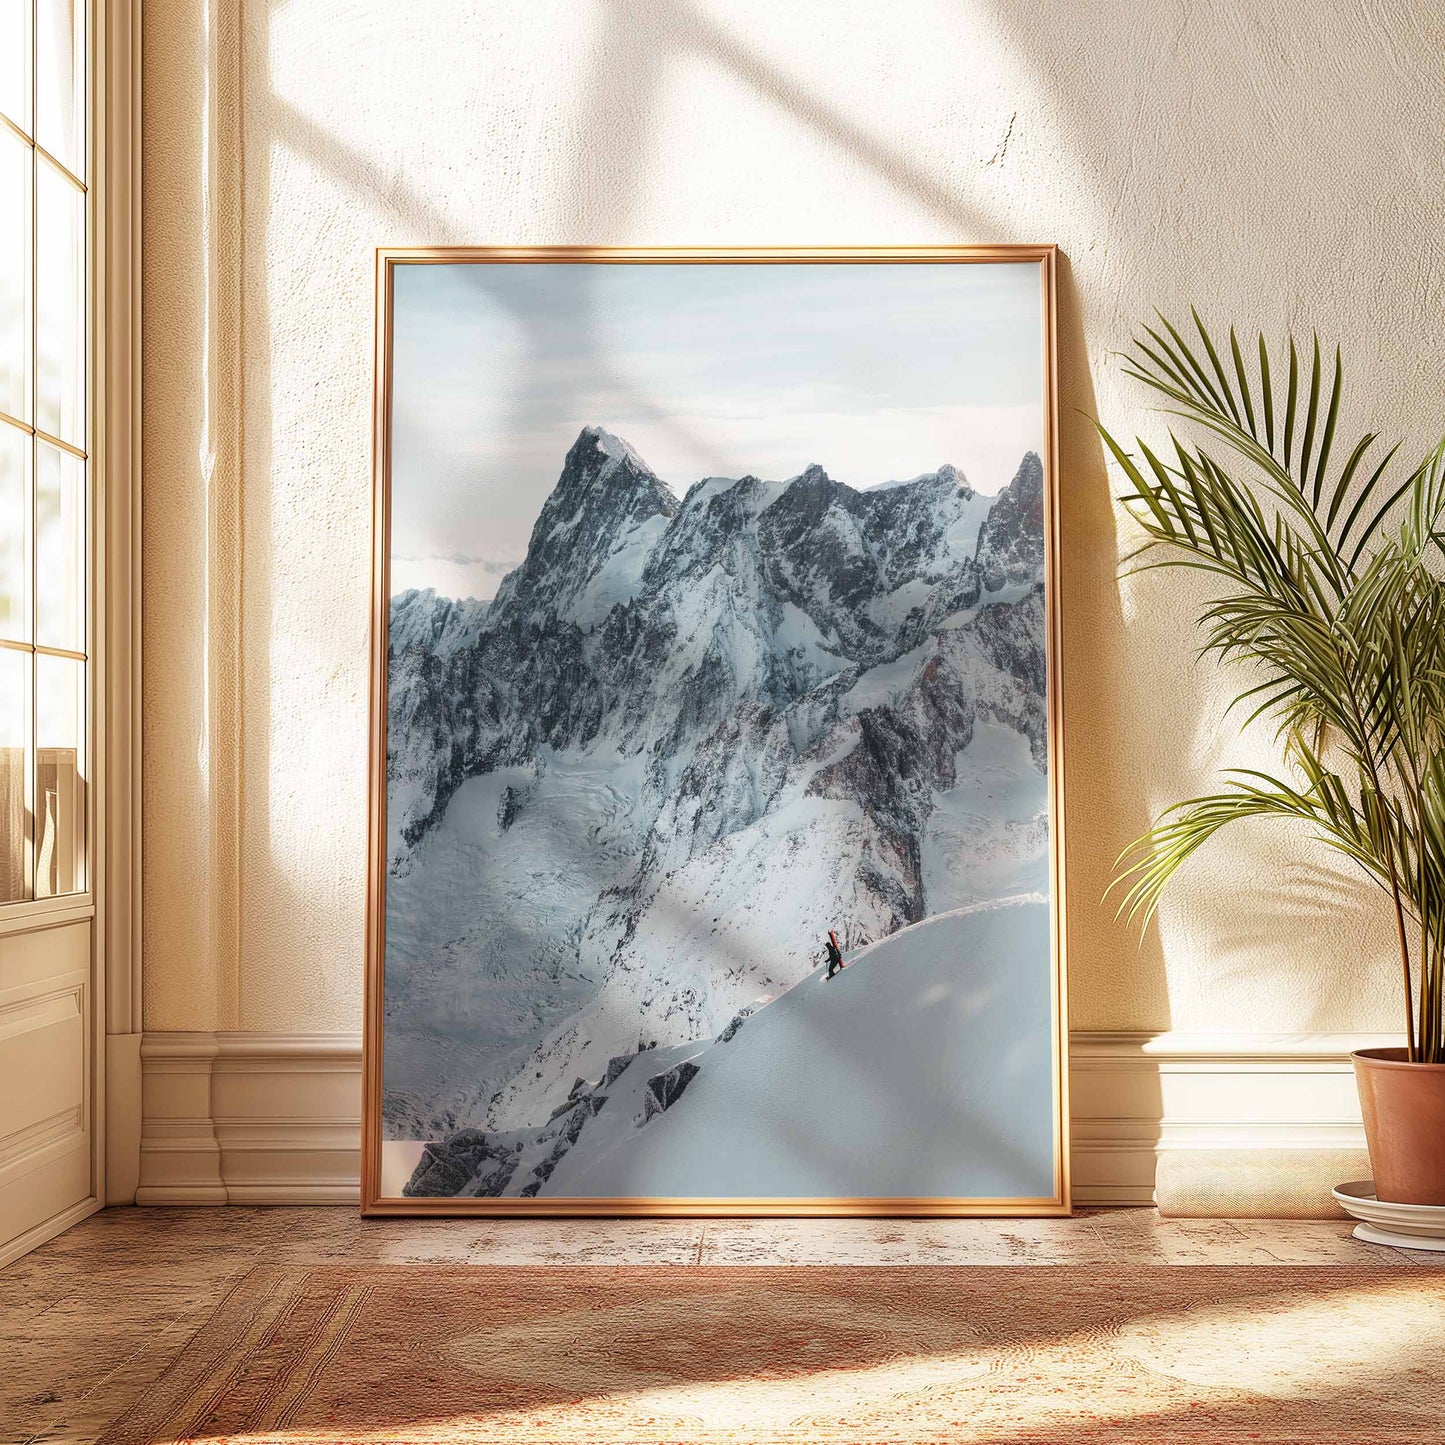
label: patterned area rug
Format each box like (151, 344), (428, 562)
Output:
(100, 1265), (1443, 1443)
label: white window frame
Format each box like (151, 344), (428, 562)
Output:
(0, 1), (93, 926)
(0, 0), (141, 1254)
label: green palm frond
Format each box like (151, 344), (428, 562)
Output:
(1102, 312), (1445, 1062)
(1116, 310), (1431, 570)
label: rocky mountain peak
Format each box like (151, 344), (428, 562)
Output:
(765, 463), (844, 533)
(934, 461), (971, 496)
(912, 462), (972, 499)
(550, 425), (675, 515)
(865, 463), (972, 501)
(582, 422), (640, 461)
(489, 427), (678, 624)
(1005, 450), (1044, 504)
(976, 451), (1045, 592)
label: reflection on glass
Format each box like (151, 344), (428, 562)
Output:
(35, 651), (83, 897)
(0, 0), (31, 134)
(0, 425), (28, 642)
(35, 442), (82, 651)
(36, 0), (82, 178)
(35, 157), (83, 446)
(0, 126), (30, 422)
(0, 647), (28, 903)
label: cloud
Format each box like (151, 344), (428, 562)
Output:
(390, 552), (520, 603)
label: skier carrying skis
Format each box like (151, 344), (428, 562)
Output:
(824, 930), (844, 980)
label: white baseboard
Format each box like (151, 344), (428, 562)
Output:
(136, 1029), (1392, 1211)
(1069, 1031), (1389, 1209)
(0, 1195), (101, 1270)
(137, 1032), (361, 1205)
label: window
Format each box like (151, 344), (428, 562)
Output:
(0, 0), (88, 903)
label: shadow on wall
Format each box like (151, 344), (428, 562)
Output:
(1051, 254), (1171, 1041)
(978, 0), (1440, 1039)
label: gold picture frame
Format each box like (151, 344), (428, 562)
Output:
(364, 246), (1068, 1216)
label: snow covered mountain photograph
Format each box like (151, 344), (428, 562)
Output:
(369, 252), (1064, 1209)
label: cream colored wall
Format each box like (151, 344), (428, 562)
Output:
(142, 0), (1445, 1036)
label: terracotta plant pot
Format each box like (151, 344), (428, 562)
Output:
(1353, 1048), (1445, 1205)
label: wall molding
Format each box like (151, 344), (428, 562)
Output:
(1069, 1030), (1391, 1209)
(137, 1032), (362, 1205)
(137, 1029), (1395, 1210)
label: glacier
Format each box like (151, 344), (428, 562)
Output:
(383, 424), (1052, 1193)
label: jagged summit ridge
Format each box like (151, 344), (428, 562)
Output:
(869, 460), (969, 494)
(388, 588), (490, 656)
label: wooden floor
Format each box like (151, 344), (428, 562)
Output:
(3, 1206), (1442, 1444)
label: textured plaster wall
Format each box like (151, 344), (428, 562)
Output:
(142, 0), (1445, 1034)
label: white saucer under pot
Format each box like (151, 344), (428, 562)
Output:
(1332, 1180), (1445, 1251)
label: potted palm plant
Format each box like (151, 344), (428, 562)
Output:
(1100, 312), (1445, 1205)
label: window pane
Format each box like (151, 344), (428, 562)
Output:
(36, 0), (83, 178)
(35, 441), (82, 651)
(0, 646), (29, 902)
(36, 156), (83, 446)
(35, 651), (83, 897)
(0, 424), (29, 642)
(0, 125), (30, 422)
(0, 0), (31, 135)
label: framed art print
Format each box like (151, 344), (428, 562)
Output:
(364, 247), (1067, 1215)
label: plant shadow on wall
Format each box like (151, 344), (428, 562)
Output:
(1100, 313), (1445, 1064)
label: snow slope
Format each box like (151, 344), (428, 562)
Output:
(545, 899), (1055, 1198)
(382, 747), (652, 1134)
(404, 898), (1056, 1199)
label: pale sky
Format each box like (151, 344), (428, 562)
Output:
(390, 261), (1045, 600)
